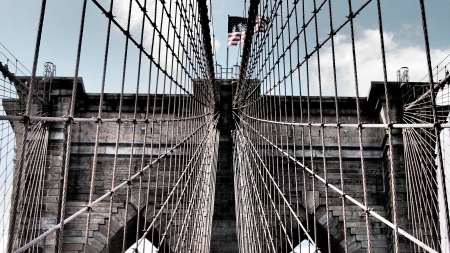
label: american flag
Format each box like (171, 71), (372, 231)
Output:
(254, 15), (269, 33)
(228, 16), (247, 47)
(228, 16), (269, 47)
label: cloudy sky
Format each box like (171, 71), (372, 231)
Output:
(1, 0), (449, 97)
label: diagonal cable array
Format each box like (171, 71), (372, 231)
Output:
(231, 0), (449, 252)
(401, 61), (450, 251)
(1, 0), (220, 252)
(0, 0), (449, 252)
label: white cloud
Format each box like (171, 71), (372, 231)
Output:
(112, 2), (173, 62)
(112, 2), (450, 98)
(210, 25), (221, 54)
(113, 0), (148, 32)
(112, 0), (219, 93)
(214, 39), (221, 54)
(111, 0), (192, 93)
(307, 29), (450, 97)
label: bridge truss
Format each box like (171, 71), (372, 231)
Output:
(0, 0), (450, 252)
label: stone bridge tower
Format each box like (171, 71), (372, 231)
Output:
(5, 77), (418, 253)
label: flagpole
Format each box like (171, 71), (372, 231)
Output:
(226, 47), (229, 79)
(226, 15), (229, 79)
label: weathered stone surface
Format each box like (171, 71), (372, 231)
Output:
(7, 78), (418, 253)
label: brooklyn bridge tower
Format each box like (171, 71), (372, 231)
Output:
(0, 0), (449, 252)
